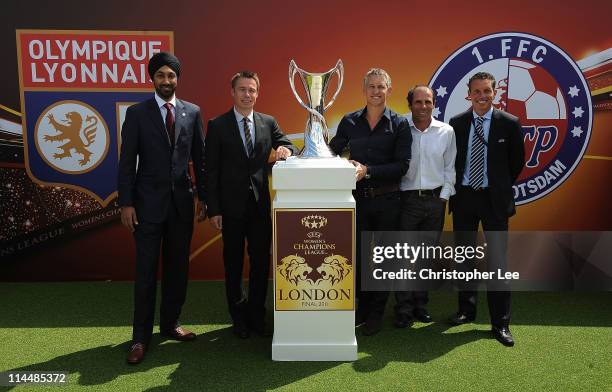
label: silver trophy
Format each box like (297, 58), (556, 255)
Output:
(289, 59), (344, 158)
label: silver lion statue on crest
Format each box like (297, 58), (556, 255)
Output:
(289, 59), (344, 158)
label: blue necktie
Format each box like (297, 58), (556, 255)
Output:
(468, 116), (485, 189)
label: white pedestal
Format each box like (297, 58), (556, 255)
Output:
(271, 156), (357, 361)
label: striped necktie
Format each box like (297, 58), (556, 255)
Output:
(242, 117), (253, 156)
(468, 116), (485, 189)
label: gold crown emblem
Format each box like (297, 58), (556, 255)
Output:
(301, 215), (327, 229)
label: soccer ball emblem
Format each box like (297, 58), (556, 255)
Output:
(507, 59), (566, 120)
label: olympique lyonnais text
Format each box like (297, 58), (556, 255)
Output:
(27, 39), (161, 84)
(19, 33), (171, 88)
(27, 39), (162, 61)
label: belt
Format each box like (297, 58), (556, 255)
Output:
(403, 186), (442, 198)
(354, 184), (400, 199)
(460, 185), (488, 192)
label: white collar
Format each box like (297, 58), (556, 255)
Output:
(472, 107), (493, 120)
(155, 93), (176, 109)
(406, 113), (447, 131)
(233, 107), (254, 123)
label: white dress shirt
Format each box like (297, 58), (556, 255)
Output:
(400, 114), (457, 200)
(154, 93), (176, 128)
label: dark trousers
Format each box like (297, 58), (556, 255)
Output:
(395, 191), (446, 317)
(356, 191), (401, 321)
(221, 192), (272, 329)
(452, 186), (511, 328)
(132, 203), (193, 343)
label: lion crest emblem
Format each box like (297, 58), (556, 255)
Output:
(277, 254), (314, 285)
(35, 101), (109, 174)
(44, 111), (98, 166)
(316, 254), (352, 286)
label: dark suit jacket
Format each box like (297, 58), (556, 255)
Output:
(205, 108), (297, 219)
(449, 108), (525, 218)
(118, 97), (206, 223)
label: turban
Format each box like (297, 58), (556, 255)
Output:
(148, 52), (181, 80)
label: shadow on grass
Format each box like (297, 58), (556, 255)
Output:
(0, 328), (336, 391)
(353, 322), (491, 373)
(1, 290), (611, 389)
(0, 323), (492, 390)
(1, 284), (611, 389)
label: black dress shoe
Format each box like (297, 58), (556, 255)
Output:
(233, 324), (250, 339)
(449, 312), (475, 325)
(413, 308), (432, 323)
(394, 314), (413, 328)
(492, 326), (515, 347)
(363, 318), (383, 336)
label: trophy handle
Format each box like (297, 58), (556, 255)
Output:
(289, 59), (328, 127)
(288, 60), (314, 113)
(323, 59), (343, 111)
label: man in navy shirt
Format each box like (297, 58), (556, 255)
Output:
(330, 68), (411, 336)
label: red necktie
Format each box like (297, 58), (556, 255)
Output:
(164, 102), (175, 147)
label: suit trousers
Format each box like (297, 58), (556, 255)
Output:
(132, 201), (193, 343)
(452, 186), (511, 328)
(356, 191), (401, 322)
(395, 192), (446, 316)
(221, 191), (272, 328)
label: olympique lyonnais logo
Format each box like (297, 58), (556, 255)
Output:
(35, 100), (109, 173)
(17, 30), (171, 205)
(430, 32), (593, 205)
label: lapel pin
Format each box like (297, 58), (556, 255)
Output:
(182, 112), (186, 117)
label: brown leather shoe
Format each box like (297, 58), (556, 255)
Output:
(161, 326), (197, 341)
(127, 343), (146, 364)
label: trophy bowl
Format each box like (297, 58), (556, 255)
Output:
(289, 59), (344, 158)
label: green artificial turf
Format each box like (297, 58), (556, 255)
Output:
(0, 282), (610, 391)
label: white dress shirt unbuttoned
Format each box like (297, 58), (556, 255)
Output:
(400, 114), (457, 200)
